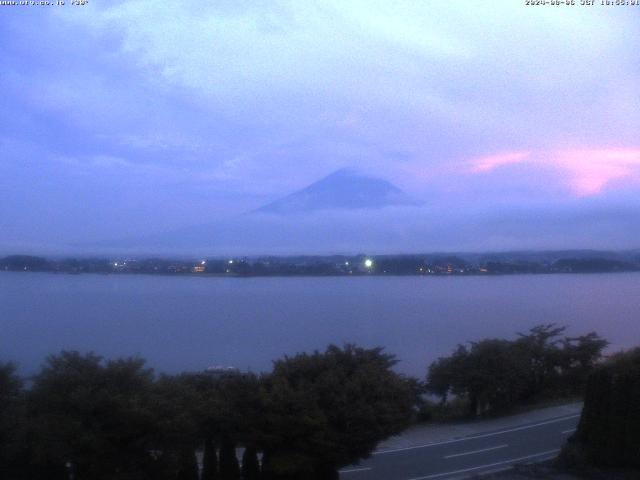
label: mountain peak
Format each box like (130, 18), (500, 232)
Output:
(254, 169), (415, 214)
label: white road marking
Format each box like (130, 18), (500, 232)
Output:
(373, 414), (580, 455)
(339, 467), (372, 474)
(522, 452), (563, 465)
(443, 444), (508, 459)
(406, 449), (560, 480)
(561, 428), (576, 434)
(475, 466), (514, 477)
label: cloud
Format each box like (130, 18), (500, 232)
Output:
(89, 199), (640, 257)
(556, 149), (640, 196)
(466, 148), (640, 197)
(468, 152), (530, 173)
(1, 2), (639, 250)
(55, 1), (640, 150)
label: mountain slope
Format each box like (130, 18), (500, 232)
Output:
(254, 168), (415, 214)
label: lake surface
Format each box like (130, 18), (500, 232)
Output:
(1, 272), (639, 377)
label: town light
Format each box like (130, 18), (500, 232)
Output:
(364, 259), (373, 268)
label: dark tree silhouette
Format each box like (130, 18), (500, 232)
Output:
(0, 362), (26, 478)
(562, 347), (640, 469)
(241, 446), (260, 480)
(202, 437), (219, 480)
(26, 352), (157, 480)
(219, 438), (240, 480)
(427, 325), (609, 416)
(262, 344), (414, 479)
(176, 449), (199, 480)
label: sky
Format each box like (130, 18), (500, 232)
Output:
(1, 1), (639, 255)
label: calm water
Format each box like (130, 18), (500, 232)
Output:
(1, 272), (639, 377)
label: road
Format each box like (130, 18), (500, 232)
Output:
(339, 413), (580, 480)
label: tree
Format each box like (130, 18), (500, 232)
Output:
(426, 345), (467, 404)
(462, 339), (530, 415)
(516, 324), (567, 396)
(426, 325), (609, 417)
(186, 372), (263, 479)
(428, 340), (530, 415)
(213, 374), (264, 456)
(559, 332), (609, 392)
(176, 449), (199, 480)
(201, 437), (219, 480)
(241, 447), (260, 480)
(262, 344), (414, 479)
(561, 347), (640, 469)
(26, 351), (156, 480)
(151, 374), (203, 479)
(0, 362), (26, 478)
(219, 438), (240, 480)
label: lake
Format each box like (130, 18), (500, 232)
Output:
(1, 272), (639, 377)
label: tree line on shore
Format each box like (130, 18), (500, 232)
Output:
(0, 325), (611, 479)
(2, 253), (639, 277)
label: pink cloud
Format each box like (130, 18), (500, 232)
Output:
(554, 149), (640, 196)
(468, 151), (530, 173)
(464, 148), (640, 196)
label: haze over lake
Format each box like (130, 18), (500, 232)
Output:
(2, 272), (639, 377)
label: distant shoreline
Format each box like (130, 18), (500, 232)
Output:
(2, 252), (639, 278)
